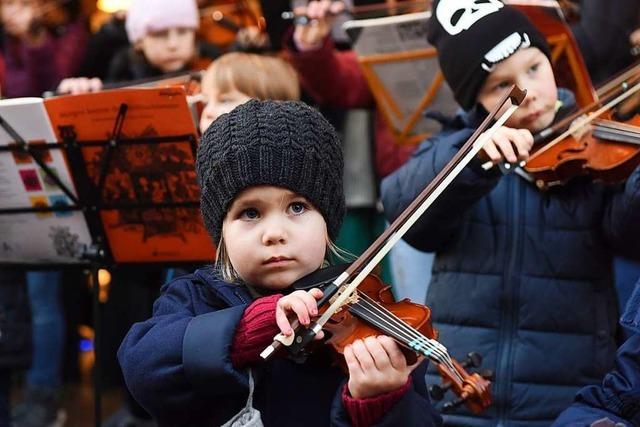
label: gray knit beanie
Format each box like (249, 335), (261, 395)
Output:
(197, 99), (345, 244)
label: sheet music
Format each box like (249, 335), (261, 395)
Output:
(0, 98), (92, 264)
(343, 12), (458, 136)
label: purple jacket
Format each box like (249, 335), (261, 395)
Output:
(1, 19), (88, 98)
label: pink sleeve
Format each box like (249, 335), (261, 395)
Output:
(341, 377), (413, 427)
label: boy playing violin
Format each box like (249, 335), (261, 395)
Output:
(382, 1), (640, 425)
(118, 100), (441, 426)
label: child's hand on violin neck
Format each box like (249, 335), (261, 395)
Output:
(480, 126), (534, 165)
(345, 336), (422, 399)
(275, 288), (325, 340)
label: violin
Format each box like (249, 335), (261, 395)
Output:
(291, 264), (493, 413)
(260, 85), (527, 414)
(198, 0), (265, 49)
(517, 64), (640, 189)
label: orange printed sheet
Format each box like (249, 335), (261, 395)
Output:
(45, 87), (215, 264)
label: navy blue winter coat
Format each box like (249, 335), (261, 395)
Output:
(381, 89), (640, 427)
(117, 266), (442, 427)
(552, 280), (640, 427)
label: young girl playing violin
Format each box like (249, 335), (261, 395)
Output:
(382, 1), (640, 425)
(118, 99), (442, 426)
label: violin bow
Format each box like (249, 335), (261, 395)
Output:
(260, 85), (527, 360)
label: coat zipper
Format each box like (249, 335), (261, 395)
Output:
(496, 177), (524, 426)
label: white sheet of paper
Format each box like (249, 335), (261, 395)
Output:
(0, 98), (92, 264)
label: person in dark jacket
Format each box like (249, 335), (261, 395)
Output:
(118, 99), (442, 427)
(552, 278), (640, 427)
(0, 0), (88, 98)
(381, 1), (640, 426)
(0, 269), (31, 425)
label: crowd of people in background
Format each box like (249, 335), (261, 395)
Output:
(1, 1), (640, 427)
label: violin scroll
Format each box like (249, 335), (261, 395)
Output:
(430, 352), (493, 414)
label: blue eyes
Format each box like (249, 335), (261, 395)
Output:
(241, 208), (259, 220)
(289, 202), (306, 214)
(239, 202), (307, 220)
(492, 63), (541, 92)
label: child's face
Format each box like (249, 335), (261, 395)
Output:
(222, 185), (328, 290)
(2, 0), (39, 37)
(199, 84), (251, 134)
(477, 47), (558, 132)
(137, 27), (196, 73)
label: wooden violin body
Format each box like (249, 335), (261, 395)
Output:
(525, 114), (640, 188)
(322, 274), (436, 366)
(293, 265), (492, 414)
(522, 63), (640, 189)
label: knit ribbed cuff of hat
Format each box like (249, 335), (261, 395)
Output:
(231, 294), (282, 368)
(341, 377), (412, 427)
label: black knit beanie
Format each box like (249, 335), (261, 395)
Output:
(197, 99), (345, 244)
(428, 0), (551, 110)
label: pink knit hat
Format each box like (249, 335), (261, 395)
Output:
(125, 0), (199, 43)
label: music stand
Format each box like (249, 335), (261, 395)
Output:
(0, 87), (214, 427)
(344, 2), (597, 147)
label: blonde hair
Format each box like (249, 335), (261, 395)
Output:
(203, 52), (300, 101)
(215, 235), (353, 283)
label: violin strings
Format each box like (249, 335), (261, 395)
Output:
(592, 120), (640, 145)
(348, 293), (463, 382)
(350, 296), (462, 383)
(354, 293), (446, 360)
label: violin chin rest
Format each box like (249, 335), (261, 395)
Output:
(291, 263), (351, 291)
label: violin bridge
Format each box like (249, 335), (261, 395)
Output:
(328, 286), (360, 310)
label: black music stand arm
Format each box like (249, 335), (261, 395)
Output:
(0, 114), (78, 204)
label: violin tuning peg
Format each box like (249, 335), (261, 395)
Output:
(428, 384), (448, 401)
(442, 396), (465, 412)
(463, 352), (483, 368)
(479, 369), (494, 380)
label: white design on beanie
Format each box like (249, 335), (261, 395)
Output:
(481, 32), (531, 72)
(436, 0), (504, 36)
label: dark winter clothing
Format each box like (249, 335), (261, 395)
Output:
(105, 42), (220, 84)
(381, 89), (640, 426)
(552, 280), (640, 427)
(571, 0), (640, 85)
(118, 267), (442, 427)
(1, 20), (88, 98)
(229, 294), (416, 427)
